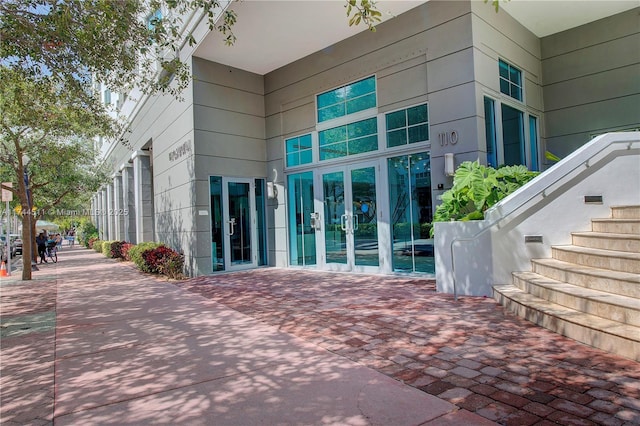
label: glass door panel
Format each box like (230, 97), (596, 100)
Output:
(322, 171), (347, 266)
(288, 172), (317, 266)
(388, 152), (434, 274)
(319, 162), (380, 272)
(351, 167), (378, 267)
(223, 179), (256, 271)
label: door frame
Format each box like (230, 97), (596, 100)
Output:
(314, 159), (384, 273)
(222, 177), (258, 271)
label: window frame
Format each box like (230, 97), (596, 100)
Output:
(284, 133), (315, 168)
(315, 75), (378, 129)
(383, 103), (430, 150)
(498, 59), (524, 102)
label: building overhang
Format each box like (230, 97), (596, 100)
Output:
(193, 0), (639, 75)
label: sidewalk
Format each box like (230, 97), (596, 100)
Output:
(1, 248), (495, 425)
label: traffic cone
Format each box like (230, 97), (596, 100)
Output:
(0, 261), (7, 277)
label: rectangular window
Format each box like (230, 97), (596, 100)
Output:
(484, 97), (497, 168)
(501, 103), (525, 166)
(104, 89), (111, 105)
(285, 134), (313, 167)
(386, 104), (429, 148)
(529, 116), (539, 171)
(317, 76), (376, 123)
(319, 118), (377, 161)
(499, 59), (522, 101)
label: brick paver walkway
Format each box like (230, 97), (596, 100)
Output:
(177, 269), (640, 426)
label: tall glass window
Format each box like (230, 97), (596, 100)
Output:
(499, 59), (523, 101)
(529, 116), (539, 171)
(285, 134), (312, 167)
(255, 179), (267, 266)
(501, 104), (525, 166)
(319, 117), (377, 161)
(388, 152), (433, 273)
(287, 172), (316, 266)
(484, 97), (498, 168)
(386, 104), (429, 148)
(209, 176), (224, 271)
(317, 76), (376, 123)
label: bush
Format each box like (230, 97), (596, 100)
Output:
(158, 250), (185, 279)
(128, 242), (164, 272)
(76, 220), (98, 247)
(109, 240), (128, 260)
(88, 237), (98, 249)
(121, 243), (135, 261)
(93, 240), (103, 253)
(102, 240), (114, 257)
(141, 245), (175, 274)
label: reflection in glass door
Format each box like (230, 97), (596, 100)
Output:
(388, 152), (433, 273)
(320, 163), (379, 272)
(226, 180), (253, 268)
(210, 176), (266, 272)
(288, 172), (316, 266)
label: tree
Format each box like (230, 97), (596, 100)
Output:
(0, 68), (111, 279)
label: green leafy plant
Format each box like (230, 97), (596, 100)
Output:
(77, 220), (99, 247)
(93, 240), (103, 253)
(102, 240), (114, 258)
(128, 242), (164, 273)
(431, 160), (538, 234)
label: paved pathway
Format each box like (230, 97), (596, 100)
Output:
(178, 270), (640, 426)
(1, 248), (494, 425)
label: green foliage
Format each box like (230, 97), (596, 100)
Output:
(157, 250), (185, 280)
(102, 240), (114, 258)
(93, 240), (103, 253)
(76, 220), (99, 247)
(128, 242), (164, 273)
(432, 160), (538, 233)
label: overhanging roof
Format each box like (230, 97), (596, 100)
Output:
(193, 0), (639, 75)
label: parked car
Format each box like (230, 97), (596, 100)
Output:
(12, 237), (22, 256)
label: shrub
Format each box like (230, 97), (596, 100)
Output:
(431, 160), (539, 235)
(102, 240), (114, 257)
(93, 240), (103, 253)
(129, 242), (164, 272)
(77, 220), (98, 247)
(109, 240), (128, 260)
(88, 237), (98, 249)
(158, 250), (185, 280)
(121, 243), (135, 261)
(142, 246), (174, 274)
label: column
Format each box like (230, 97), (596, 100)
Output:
(101, 189), (108, 240)
(106, 184), (114, 240)
(132, 151), (154, 243)
(120, 163), (136, 243)
(113, 173), (124, 241)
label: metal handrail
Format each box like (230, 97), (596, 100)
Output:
(447, 134), (640, 301)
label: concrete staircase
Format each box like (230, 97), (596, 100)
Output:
(493, 205), (640, 361)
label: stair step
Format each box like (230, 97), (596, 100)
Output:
(612, 205), (640, 219)
(591, 218), (640, 234)
(572, 231), (640, 253)
(532, 258), (640, 298)
(493, 284), (640, 361)
(552, 245), (640, 274)
(512, 272), (640, 327)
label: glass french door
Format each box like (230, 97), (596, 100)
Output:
(318, 162), (380, 272)
(223, 178), (257, 271)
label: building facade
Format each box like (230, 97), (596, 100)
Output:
(93, 1), (640, 277)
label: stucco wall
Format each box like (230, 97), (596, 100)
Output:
(191, 58), (266, 275)
(541, 8), (640, 157)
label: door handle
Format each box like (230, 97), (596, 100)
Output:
(341, 214), (348, 232)
(228, 217), (236, 236)
(353, 214), (358, 231)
